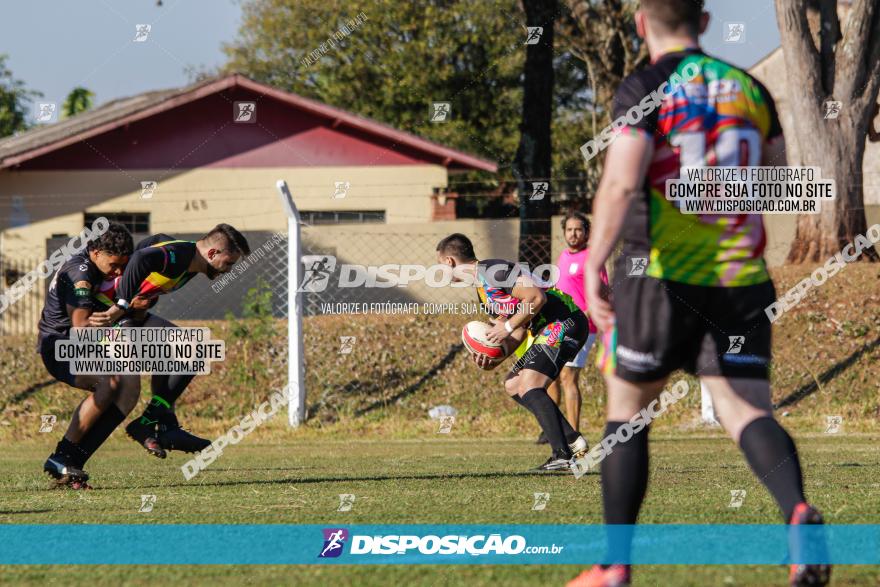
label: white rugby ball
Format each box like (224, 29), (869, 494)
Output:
(461, 321), (506, 360)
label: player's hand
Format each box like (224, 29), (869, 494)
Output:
(473, 353), (497, 370)
(586, 265), (614, 332)
(88, 305), (124, 327)
(129, 296), (152, 311)
(485, 319), (510, 344)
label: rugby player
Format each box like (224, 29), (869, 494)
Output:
(568, 1), (828, 586)
(39, 223), (143, 489)
(537, 212), (607, 445)
(436, 233), (588, 472)
(88, 224), (250, 458)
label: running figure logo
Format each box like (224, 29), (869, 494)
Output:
(628, 257), (648, 276)
(234, 102), (257, 123)
(430, 102), (451, 122)
(728, 489), (746, 508)
(299, 255), (337, 292)
(824, 415), (842, 434)
(525, 27), (543, 45)
(35, 103), (57, 123)
(140, 181), (158, 199)
(319, 528), (349, 558)
(337, 494), (356, 512)
(726, 336), (745, 354)
(134, 24), (151, 42)
(724, 23), (745, 43)
(139, 494), (157, 513)
(39, 415), (57, 433)
(823, 100), (842, 120)
(532, 492), (550, 511)
(530, 181), (549, 201)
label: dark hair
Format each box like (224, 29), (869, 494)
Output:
(88, 222), (133, 256)
(640, 0), (704, 34)
(436, 233), (476, 261)
(561, 212), (590, 233)
(203, 223), (250, 255)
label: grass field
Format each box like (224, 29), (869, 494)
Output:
(2, 435), (879, 586)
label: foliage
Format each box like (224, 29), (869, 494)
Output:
(62, 87), (94, 118)
(0, 54), (41, 137)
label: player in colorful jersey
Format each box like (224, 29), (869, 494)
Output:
(569, 2), (828, 586)
(88, 224), (250, 458)
(436, 233), (589, 472)
(38, 223), (143, 488)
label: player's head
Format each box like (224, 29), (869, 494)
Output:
(436, 233), (477, 282)
(561, 212), (590, 250)
(87, 222), (133, 278)
(636, 0), (708, 47)
(198, 223), (250, 279)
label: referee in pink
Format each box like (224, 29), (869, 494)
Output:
(539, 212), (608, 444)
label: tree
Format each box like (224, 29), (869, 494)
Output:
(0, 54), (41, 138)
(62, 87), (94, 118)
(515, 0), (557, 266)
(562, 0), (646, 195)
(224, 0), (523, 172)
(775, 0), (880, 263)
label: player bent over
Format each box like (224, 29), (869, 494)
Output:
(437, 233), (589, 472)
(39, 223), (142, 488)
(568, 1), (828, 585)
(89, 224), (250, 458)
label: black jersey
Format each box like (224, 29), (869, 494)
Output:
(113, 233), (198, 303)
(475, 259), (582, 335)
(37, 252), (103, 344)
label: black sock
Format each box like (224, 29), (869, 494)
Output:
(601, 420), (650, 564)
(140, 395), (172, 423)
(739, 416), (805, 522)
(512, 392), (580, 444)
(520, 388), (571, 457)
(54, 437), (88, 466)
(76, 405), (126, 467)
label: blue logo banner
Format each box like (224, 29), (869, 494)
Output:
(0, 524), (876, 565)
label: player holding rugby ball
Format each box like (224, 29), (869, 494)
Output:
(437, 233), (588, 472)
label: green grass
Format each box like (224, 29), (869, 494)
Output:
(2, 435), (879, 585)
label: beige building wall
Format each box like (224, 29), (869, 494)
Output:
(0, 164), (447, 260)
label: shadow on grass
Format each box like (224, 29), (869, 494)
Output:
(353, 343), (465, 417)
(774, 335), (880, 409)
(136, 468), (582, 491)
(0, 379), (56, 412)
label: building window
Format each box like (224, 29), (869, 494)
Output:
(300, 210), (385, 225)
(84, 212), (150, 234)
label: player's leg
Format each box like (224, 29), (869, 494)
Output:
(74, 374), (144, 474)
(505, 368), (574, 470)
(507, 314), (590, 470)
(559, 367), (581, 432)
(127, 313), (209, 454)
(538, 379), (562, 445)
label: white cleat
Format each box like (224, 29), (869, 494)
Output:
(569, 435), (589, 459)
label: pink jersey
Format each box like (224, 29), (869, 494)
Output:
(554, 247), (608, 333)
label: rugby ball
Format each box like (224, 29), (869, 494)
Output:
(461, 321), (506, 360)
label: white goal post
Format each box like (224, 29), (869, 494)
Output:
(275, 179), (306, 427)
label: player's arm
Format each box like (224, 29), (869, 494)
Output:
(586, 133), (653, 332)
(89, 248), (164, 326)
(485, 274), (545, 344)
(62, 272), (96, 328)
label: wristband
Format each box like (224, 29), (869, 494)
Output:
(115, 299), (130, 311)
(504, 320), (514, 334)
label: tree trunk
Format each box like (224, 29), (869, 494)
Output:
(516, 0), (556, 268)
(776, 0), (880, 263)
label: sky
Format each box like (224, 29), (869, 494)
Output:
(0, 0), (780, 109)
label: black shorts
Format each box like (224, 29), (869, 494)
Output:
(598, 276), (775, 382)
(510, 311), (590, 379)
(38, 335), (78, 387)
